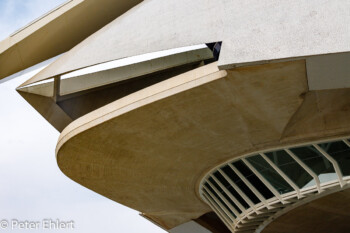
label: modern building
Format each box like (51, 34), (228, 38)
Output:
(1, 0), (350, 232)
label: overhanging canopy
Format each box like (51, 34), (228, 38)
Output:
(0, 0), (142, 81)
(20, 0), (350, 87)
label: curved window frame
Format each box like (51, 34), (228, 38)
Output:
(199, 137), (350, 232)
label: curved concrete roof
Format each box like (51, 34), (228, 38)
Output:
(263, 187), (350, 233)
(23, 0), (350, 86)
(0, 0), (142, 80)
(55, 60), (350, 229)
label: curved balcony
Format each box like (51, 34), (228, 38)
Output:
(199, 138), (350, 233)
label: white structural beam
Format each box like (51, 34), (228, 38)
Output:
(202, 193), (234, 231)
(203, 186), (237, 223)
(228, 164), (268, 207)
(313, 144), (345, 187)
(205, 180), (240, 221)
(216, 170), (258, 214)
(241, 158), (285, 204)
(199, 137), (350, 233)
(203, 189), (235, 226)
(260, 153), (301, 199)
(285, 149), (322, 193)
(343, 139), (350, 148)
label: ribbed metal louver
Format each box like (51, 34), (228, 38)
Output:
(199, 138), (350, 233)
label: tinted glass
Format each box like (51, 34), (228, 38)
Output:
(220, 166), (260, 204)
(265, 150), (313, 189)
(319, 141), (350, 177)
(204, 182), (236, 217)
(212, 172), (247, 211)
(291, 145), (336, 183)
(246, 155), (294, 194)
(233, 161), (274, 199)
(203, 188), (235, 221)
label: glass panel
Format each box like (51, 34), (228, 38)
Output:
(246, 155), (294, 194)
(318, 141), (350, 177)
(290, 145), (336, 184)
(212, 172), (247, 211)
(265, 150), (314, 189)
(233, 161), (274, 199)
(220, 166), (260, 204)
(206, 178), (237, 217)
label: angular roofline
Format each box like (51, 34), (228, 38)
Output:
(0, 0), (142, 80)
(9, 0), (73, 37)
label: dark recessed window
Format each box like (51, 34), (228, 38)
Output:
(318, 141), (350, 177)
(220, 166), (260, 205)
(246, 155), (294, 194)
(206, 180), (237, 217)
(203, 188), (234, 221)
(290, 145), (336, 183)
(233, 160), (274, 199)
(265, 150), (314, 189)
(211, 172), (247, 212)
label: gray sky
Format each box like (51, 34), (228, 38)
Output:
(0, 1), (165, 232)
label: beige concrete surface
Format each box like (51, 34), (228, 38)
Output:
(55, 60), (350, 229)
(169, 221), (211, 233)
(262, 188), (350, 233)
(18, 81), (54, 97)
(17, 91), (72, 132)
(306, 52), (350, 90)
(0, 0), (142, 80)
(17, 49), (210, 131)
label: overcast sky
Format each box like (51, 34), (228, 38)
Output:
(0, 1), (165, 232)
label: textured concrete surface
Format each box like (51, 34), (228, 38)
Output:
(306, 52), (350, 90)
(55, 60), (350, 229)
(0, 0), (142, 80)
(17, 91), (72, 132)
(262, 188), (350, 233)
(20, 47), (212, 89)
(17, 50), (210, 131)
(169, 221), (211, 233)
(27, 0), (350, 84)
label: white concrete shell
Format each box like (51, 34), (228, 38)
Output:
(23, 0), (350, 86)
(0, 0), (142, 81)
